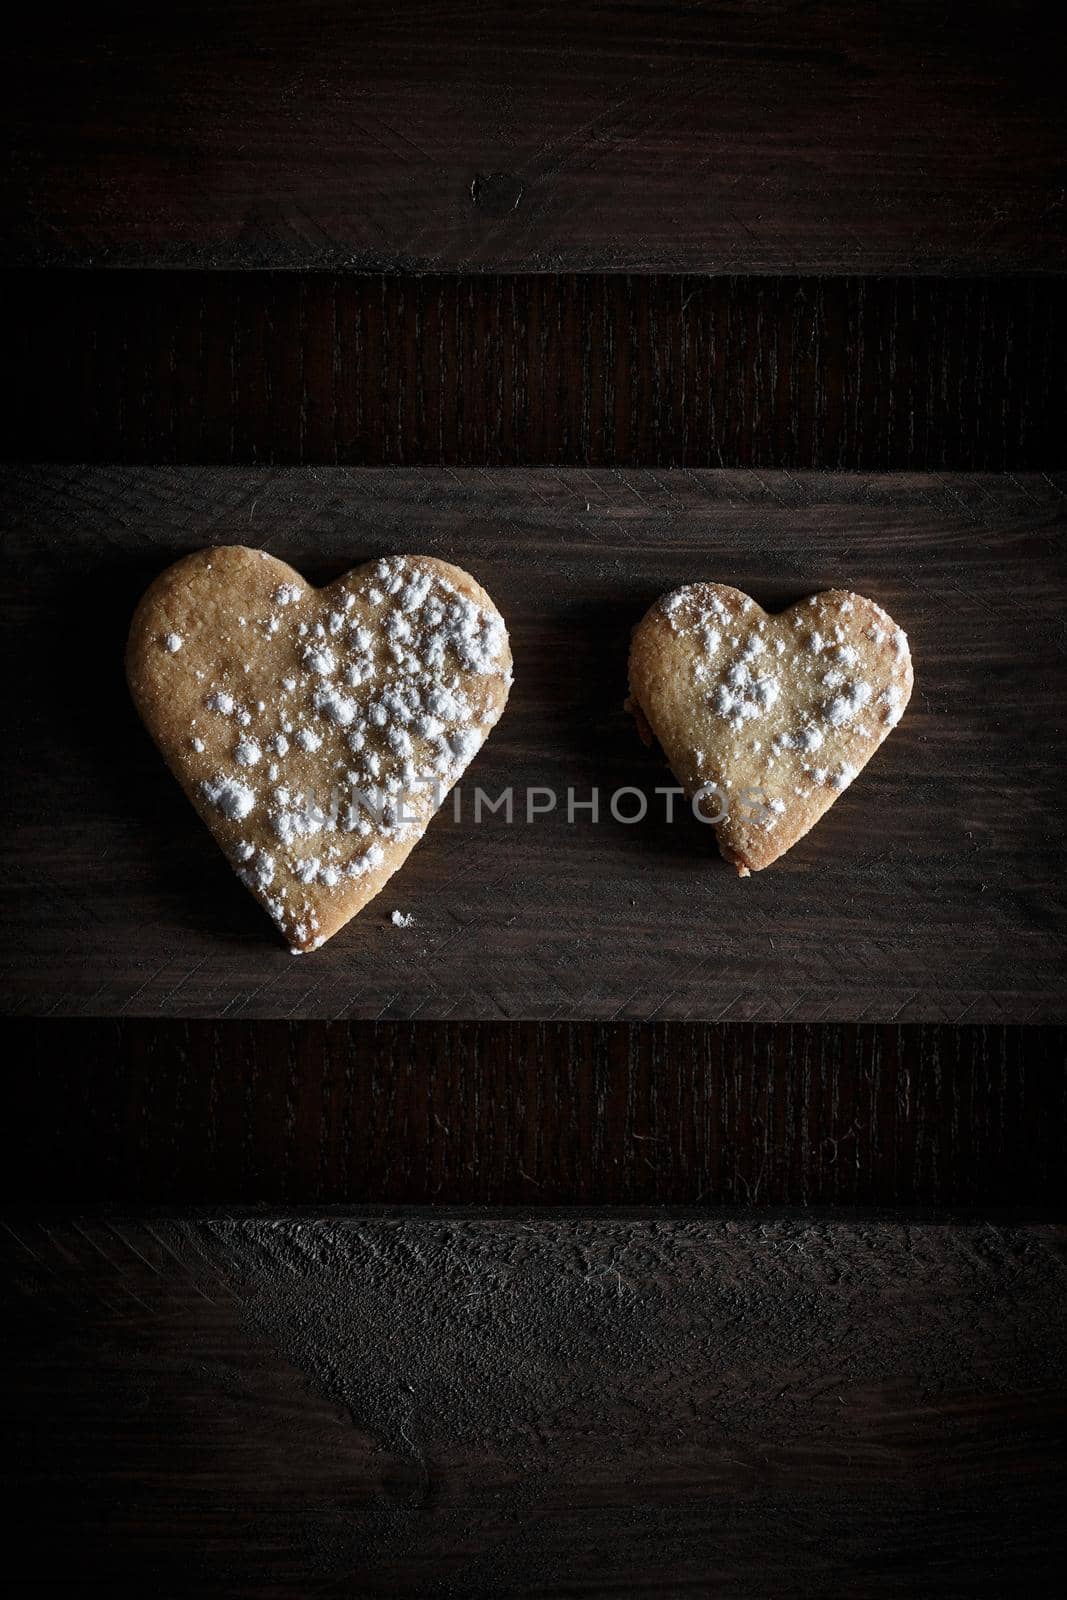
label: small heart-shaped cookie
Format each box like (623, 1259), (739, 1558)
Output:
(127, 547), (512, 951)
(627, 584), (913, 874)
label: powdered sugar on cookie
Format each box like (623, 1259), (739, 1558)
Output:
(127, 549), (512, 951)
(631, 582), (913, 873)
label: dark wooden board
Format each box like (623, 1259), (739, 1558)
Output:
(8, 273), (1065, 471)
(7, 1022), (1065, 1208)
(4, 1211), (1066, 1596)
(2, 465), (1065, 1021)
(4, 3), (1066, 273)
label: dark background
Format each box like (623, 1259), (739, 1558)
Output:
(3, 3), (1066, 1594)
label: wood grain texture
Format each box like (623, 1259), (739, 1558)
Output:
(7, 273), (1065, 470)
(4, 2), (1066, 273)
(2, 465), (1065, 1021)
(4, 1211), (1066, 1595)
(7, 1022), (1065, 1207)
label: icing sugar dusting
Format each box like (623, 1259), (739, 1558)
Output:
(201, 775), (257, 821)
(304, 645), (336, 677)
(314, 686), (358, 727)
(234, 738), (262, 767)
(713, 659), (781, 728)
(825, 680), (873, 728)
(879, 683), (906, 727)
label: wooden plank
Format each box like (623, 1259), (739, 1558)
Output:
(6, 1022), (1065, 1207)
(4, 1212), (1066, 1595)
(8, 274), (1065, 470)
(4, 3), (1066, 273)
(2, 465), (1064, 1021)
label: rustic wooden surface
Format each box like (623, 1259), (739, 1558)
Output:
(3, 465), (1064, 1021)
(4, 2), (1065, 274)
(7, 1022), (1065, 1207)
(5, 1210), (1066, 1596)
(7, 15), (1065, 1587)
(9, 273), (1065, 470)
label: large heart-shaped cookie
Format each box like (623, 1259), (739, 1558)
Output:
(127, 547), (512, 951)
(627, 584), (913, 874)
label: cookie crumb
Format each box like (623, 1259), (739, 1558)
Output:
(391, 909), (415, 928)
